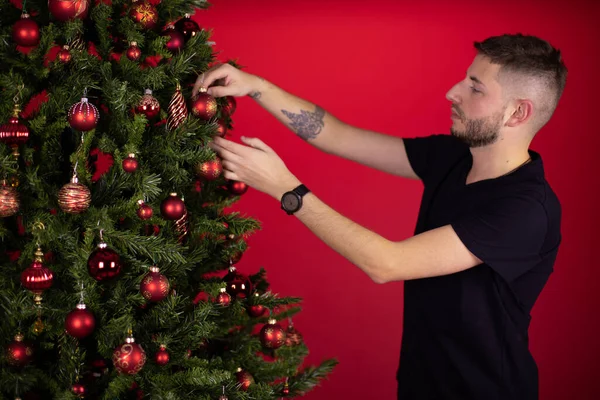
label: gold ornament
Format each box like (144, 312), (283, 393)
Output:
(0, 179), (19, 217)
(58, 174), (91, 214)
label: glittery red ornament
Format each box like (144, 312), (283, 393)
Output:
(12, 13), (40, 47)
(136, 199), (153, 220)
(224, 266), (252, 299)
(58, 174), (91, 214)
(140, 266), (170, 302)
(112, 334), (147, 375)
(21, 247), (54, 304)
(155, 344), (169, 366)
(195, 158), (222, 181)
(174, 13), (200, 41)
(87, 241), (122, 281)
(167, 82), (187, 131)
(259, 318), (286, 349)
(215, 119), (227, 137)
(227, 180), (248, 195)
(0, 180), (19, 217)
(247, 304), (267, 317)
(163, 26), (185, 53)
(235, 368), (254, 391)
(221, 96), (236, 118)
(160, 193), (185, 220)
(284, 323), (303, 346)
(282, 379), (290, 395)
(136, 89), (160, 119)
(57, 45), (72, 63)
(65, 303), (96, 339)
(68, 96), (99, 131)
(48, 0), (90, 21)
(129, 0), (158, 30)
(126, 41), (142, 61)
(6, 333), (33, 367)
(190, 88), (217, 121)
(72, 382), (86, 397)
(122, 153), (138, 173)
(0, 105), (29, 148)
(215, 288), (231, 306)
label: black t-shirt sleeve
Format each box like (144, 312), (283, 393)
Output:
(451, 195), (548, 283)
(404, 134), (468, 184)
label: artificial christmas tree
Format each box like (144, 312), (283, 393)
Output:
(0, 0), (336, 398)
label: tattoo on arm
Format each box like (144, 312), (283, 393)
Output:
(281, 106), (325, 140)
(249, 91), (262, 99)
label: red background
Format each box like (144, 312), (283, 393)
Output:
(99, 0), (599, 398)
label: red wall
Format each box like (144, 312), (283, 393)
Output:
(195, 1), (598, 398)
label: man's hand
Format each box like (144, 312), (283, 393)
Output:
(209, 136), (301, 200)
(192, 64), (265, 99)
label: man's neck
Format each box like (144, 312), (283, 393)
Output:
(466, 141), (531, 185)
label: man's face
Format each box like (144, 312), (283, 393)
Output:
(446, 55), (507, 148)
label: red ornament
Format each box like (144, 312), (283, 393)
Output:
(12, 13), (40, 47)
(136, 199), (153, 220)
(0, 104), (30, 148)
(224, 266), (252, 299)
(215, 119), (227, 137)
(155, 344), (169, 366)
(215, 288), (231, 306)
(195, 158), (222, 181)
(284, 323), (303, 347)
(140, 266), (170, 302)
(259, 318), (286, 350)
(6, 333), (33, 367)
(126, 41), (142, 61)
(160, 193), (185, 220)
(235, 368), (254, 391)
(221, 96), (237, 118)
(136, 89), (160, 120)
(247, 304), (267, 318)
(122, 153), (139, 173)
(65, 303), (96, 339)
(72, 382), (86, 397)
(174, 13), (200, 41)
(0, 179), (19, 217)
(163, 26), (185, 53)
(57, 45), (72, 63)
(112, 334), (147, 375)
(129, 0), (158, 30)
(48, 0), (90, 21)
(167, 82), (187, 131)
(21, 247), (54, 304)
(283, 379), (290, 395)
(190, 88), (217, 121)
(58, 174), (91, 214)
(87, 241), (123, 281)
(227, 180), (248, 195)
(68, 96), (99, 131)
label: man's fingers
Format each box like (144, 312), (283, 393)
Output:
(212, 137), (252, 157)
(192, 64), (229, 97)
(240, 136), (272, 153)
(210, 140), (245, 163)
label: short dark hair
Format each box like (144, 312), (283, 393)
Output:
(474, 34), (567, 131)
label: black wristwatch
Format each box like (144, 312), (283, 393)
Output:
(280, 184), (310, 215)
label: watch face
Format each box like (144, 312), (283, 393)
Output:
(282, 192), (300, 211)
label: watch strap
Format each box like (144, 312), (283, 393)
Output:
(292, 184), (310, 197)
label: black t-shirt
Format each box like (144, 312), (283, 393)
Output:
(398, 134), (561, 400)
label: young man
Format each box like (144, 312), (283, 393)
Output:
(194, 33), (567, 399)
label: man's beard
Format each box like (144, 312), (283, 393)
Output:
(450, 109), (505, 148)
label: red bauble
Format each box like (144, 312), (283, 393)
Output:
(21, 247), (54, 304)
(227, 180), (248, 195)
(163, 27), (185, 53)
(215, 288), (231, 306)
(136, 89), (160, 120)
(284, 324), (303, 347)
(112, 335), (147, 375)
(126, 41), (142, 61)
(65, 303), (96, 339)
(0, 180), (19, 217)
(87, 241), (123, 281)
(214, 119), (227, 137)
(58, 175), (91, 214)
(129, 0), (158, 30)
(12, 14), (40, 47)
(136, 200), (153, 220)
(140, 266), (170, 302)
(6, 333), (33, 367)
(247, 304), (267, 318)
(224, 266), (252, 299)
(221, 96), (236, 118)
(174, 13), (200, 41)
(68, 96), (99, 131)
(122, 153), (139, 173)
(160, 193), (185, 220)
(190, 89), (218, 121)
(155, 345), (169, 366)
(57, 45), (72, 63)
(235, 368), (254, 391)
(195, 158), (222, 181)
(0, 105), (30, 148)
(259, 318), (286, 350)
(48, 0), (90, 21)
(72, 382), (86, 397)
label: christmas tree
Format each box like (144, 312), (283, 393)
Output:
(0, 0), (336, 398)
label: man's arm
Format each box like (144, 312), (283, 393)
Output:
(194, 64), (419, 179)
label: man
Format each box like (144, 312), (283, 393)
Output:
(194, 33), (567, 399)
